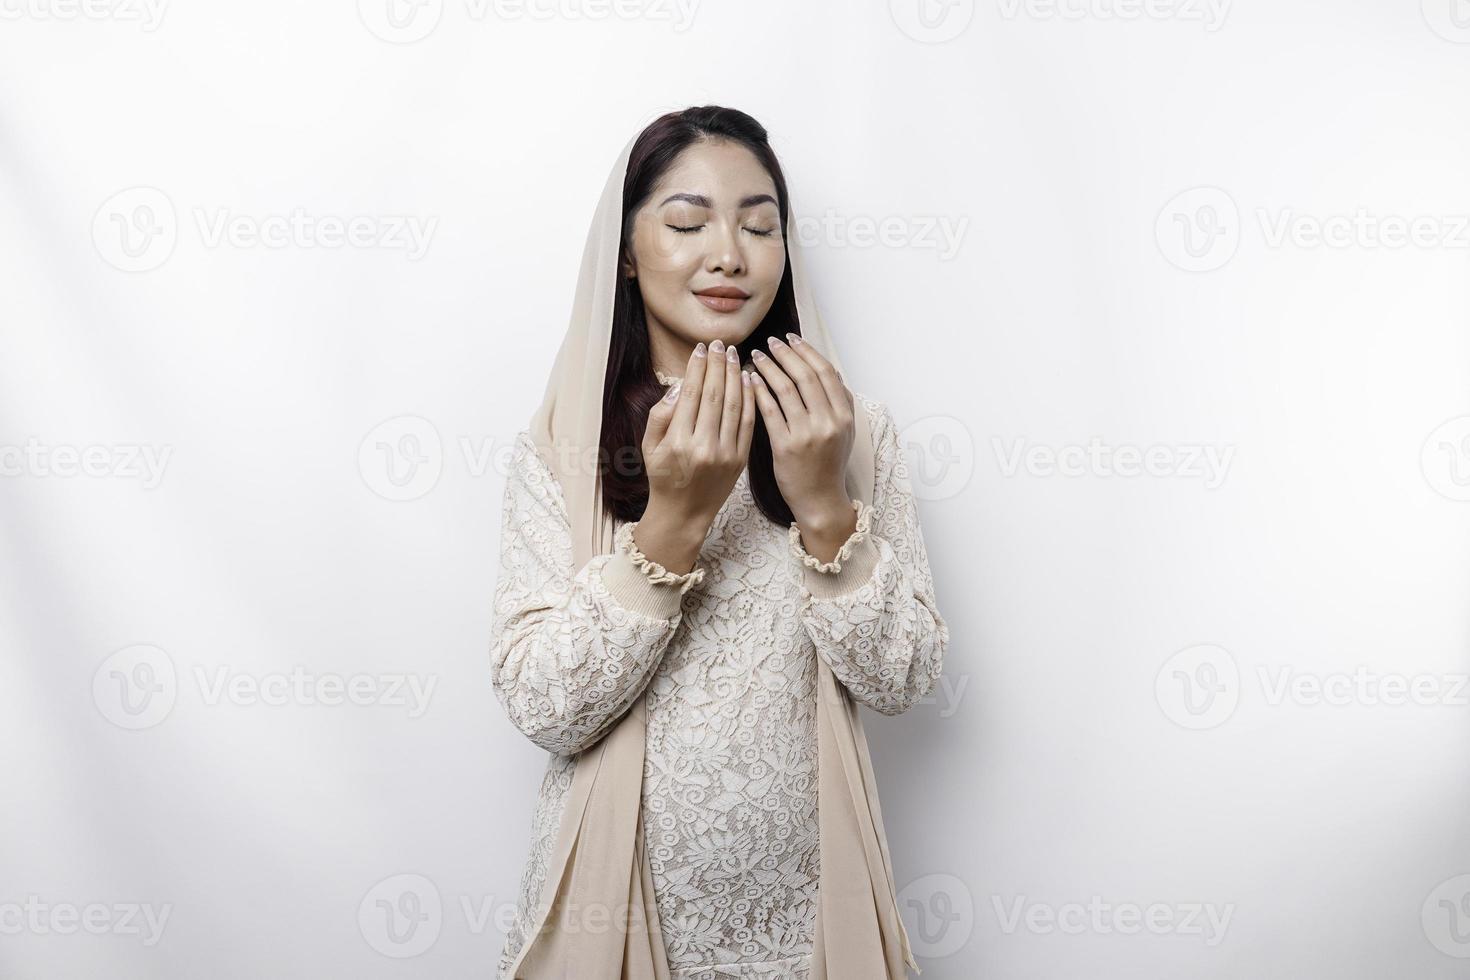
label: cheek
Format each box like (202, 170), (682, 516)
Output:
(636, 224), (702, 276)
(749, 240), (788, 292)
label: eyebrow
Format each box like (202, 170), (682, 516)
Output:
(658, 192), (778, 210)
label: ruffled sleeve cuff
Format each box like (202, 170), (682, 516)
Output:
(789, 498), (882, 599)
(599, 520), (706, 620)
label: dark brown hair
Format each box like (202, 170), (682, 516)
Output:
(599, 106), (802, 527)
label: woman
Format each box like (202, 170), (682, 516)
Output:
(490, 106), (949, 980)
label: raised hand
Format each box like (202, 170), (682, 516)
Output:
(748, 332), (860, 559)
(635, 339), (756, 574)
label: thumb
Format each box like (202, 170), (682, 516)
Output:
(643, 381), (680, 448)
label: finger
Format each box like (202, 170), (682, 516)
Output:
(783, 332), (850, 425)
(764, 335), (832, 421)
(749, 369), (788, 442)
(720, 344), (743, 455)
(736, 368), (756, 461)
(672, 343), (707, 436)
(750, 347), (803, 427)
(694, 339), (727, 447)
(644, 377), (681, 448)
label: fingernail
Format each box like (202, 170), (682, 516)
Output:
(768, 336), (785, 348)
(741, 370), (751, 387)
(694, 342), (706, 357)
(664, 382), (681, 401)
(752, 349), (767, 360)
(787, 332), (803, 345)
(726, 345), (738, 362)
(711, 339), (724, 354)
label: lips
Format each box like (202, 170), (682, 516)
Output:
(693, 286), (749, 313)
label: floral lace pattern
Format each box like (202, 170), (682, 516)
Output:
(787, 498), (872, 574)
(617, 519), (707, 593)
(491, 394), (948, 979)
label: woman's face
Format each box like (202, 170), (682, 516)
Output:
(623, 139), (786, 367)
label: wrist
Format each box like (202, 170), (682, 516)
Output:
(792, 494), (859, 563)
(793, 490), (858, 539)
(635, 499), (709, 571)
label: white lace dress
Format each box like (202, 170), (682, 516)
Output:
(490, 385), (948, 980)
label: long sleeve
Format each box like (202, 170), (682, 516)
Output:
(789, 399), (949, 715)
(489, 432), (703, 755)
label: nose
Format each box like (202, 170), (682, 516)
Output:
(705, 219), (745, 276)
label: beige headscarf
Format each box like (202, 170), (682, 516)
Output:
(509, 124), (920, 980)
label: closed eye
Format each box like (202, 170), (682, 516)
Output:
(667, 224), (778, 237)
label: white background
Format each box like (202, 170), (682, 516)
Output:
(3, 1), (1469, 977)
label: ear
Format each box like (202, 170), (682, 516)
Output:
(621, 251), (637, 279)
